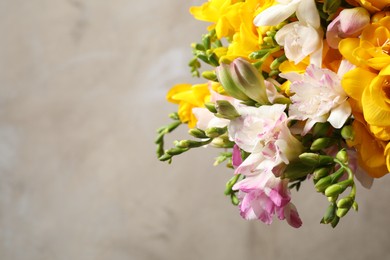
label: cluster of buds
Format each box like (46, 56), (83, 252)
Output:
(283, 121), (357, 227)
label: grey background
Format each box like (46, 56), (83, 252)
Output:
(1, 0), (390, 259)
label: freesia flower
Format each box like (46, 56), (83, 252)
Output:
(228, 104), (303, 175)
(253, 0), (320, 29)
(254, 0), (323, 66)
(346, 0), (390, 13)
(192, 89), (233, 130)
(281, 65), (352, 134)
(233, 170), (302, 227)
(275, 21), (323, 66)
(166, 83), (210, 128)
(326, 7), (370, 49)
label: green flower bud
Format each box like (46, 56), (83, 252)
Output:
(224, 175), (240, 195)
(324, 179), (353, 197)
(341, 125), (354, 141)
(315, 175), (333, 192)
(166, 147), (190, 155)
(313, 167), (330, 181)
(231, 58), (269, 105)
(215, 100), (240, 120)
(336, 207), (350, 218)
(249, 49), (270, 59)
(158, 153), (173, 161)
(337, 196), (354, 209)
(299, 153), (334, 167)
(310, 137), (335, 151)
(204, 102), (217, 113)
(231, 193), (240, 206)
(315, 167), (345, 192)
(202, 70), (218, 81)
(211, 135), (235, 148)
(216, 62), (251, 101)
(270, 55), (287, 70)
(282, 161), (314, 180)
(313, 122), (330, 137)
(331, 215), (340, 228)
(188, 128), (208, 139)
(205, 126), (227, 138)
(336, 149), (348, 164)
(323, 203), (336, 224)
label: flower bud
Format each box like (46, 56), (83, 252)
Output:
(216, 62), (250, 101)
(224, 175), (240, 195)
(231, 193), (240, 206)
(324, 179), (353, 197)
(313, 167), (330, 181)
(167, 146), (190, 154)
(331, 215), (340, 228)
(231, 58), (269, 105)
(315, 175), (332, 192)
(249, 49), (270, 59)
(176, 140), (208, 148)
(205, 127), (227, 138)
(341, 125), (354, 140)
(336, 207), (350, 218)
(158, 153), (172, 162)
(215, 100), (240, 120)
(313, 122), (330, 137)
(211, 135), (234, 148)
(282, 161), (314, 180)
(189, 128), (208, 138)
(204, 102), (217, 113)
(299, 153), (334, 167)
(323, 203), (336, 224)
(336, 149), (348, 164)
(315, 168), (344, 192)
(202, 70), (218, 81)
(337, 196), (354, 209)
(310, 137), (334, 151)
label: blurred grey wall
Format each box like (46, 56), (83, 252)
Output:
(0, 0), (390, 259)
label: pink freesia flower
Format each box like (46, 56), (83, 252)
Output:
(233, 171), (302, 228)
(229, 104), (303, 174)
(192, 89), (232, 130)
(232, 144), (243, 169)
(281, 64), (352, 135)
(326, 7), (370, 49)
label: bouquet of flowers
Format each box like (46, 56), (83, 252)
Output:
(155, 0), (390, 228)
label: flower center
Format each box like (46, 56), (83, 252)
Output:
(382, 77), (390, 102)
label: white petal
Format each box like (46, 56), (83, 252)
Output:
(296, 0), (320, 28)
(337, 59), (356, 78)
(254, 3), (298, 26)
(328, 101), (351, 128)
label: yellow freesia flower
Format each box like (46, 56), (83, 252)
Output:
(346, 0), (390, 13)
(190, 0), (244, 38)
(347, 116), (389, 178)
(339, 16), (390, 71)
(166, 83), (211, 128)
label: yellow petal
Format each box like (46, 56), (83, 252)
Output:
(339, 38), (361, 66)
(166, 84), (192, 104)
(341, 68), (376, 111)
(362, 75), (390, 126)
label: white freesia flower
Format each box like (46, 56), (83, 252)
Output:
(254, 0), (322, 66)
(254, 0), (320, 29)
(281, 65), (352, 134)
(275, 21), (323, 66)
